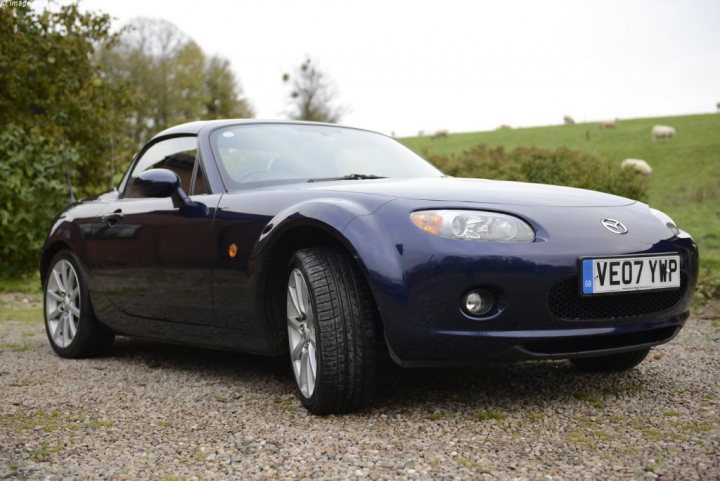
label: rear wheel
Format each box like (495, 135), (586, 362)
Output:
(44, 250), (114, 358)
(286, 248), (378, 414)
(570, 348), (650, 372)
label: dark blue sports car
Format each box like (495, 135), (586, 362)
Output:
(41, 120), (698, 414)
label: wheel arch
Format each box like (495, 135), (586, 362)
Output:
(40, 200), (105, 287)
(256, 220), (386, 355)
(40, 240), (73, 287)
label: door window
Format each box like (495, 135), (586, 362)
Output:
(124, 136), (203, 198)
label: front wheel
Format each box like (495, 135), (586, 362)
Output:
(286, 248), (379, 414)
(43, 250), (114, 358)
(570, 348), (650, 372)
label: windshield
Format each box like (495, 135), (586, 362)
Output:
(210, 123), (444, 190)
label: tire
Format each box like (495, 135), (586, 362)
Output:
(570, 348), (650, 372)
(286, 247), (378, 414)
(43, 250), (114, 358)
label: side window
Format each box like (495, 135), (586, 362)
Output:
(124, 136), (200, 198)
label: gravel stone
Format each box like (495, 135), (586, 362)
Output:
(0, 298), (718, 480)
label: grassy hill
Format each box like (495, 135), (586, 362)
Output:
(401, 113), (720, 273)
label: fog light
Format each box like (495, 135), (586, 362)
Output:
(463, 289), (494, 316)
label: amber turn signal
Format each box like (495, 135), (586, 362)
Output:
(410, 212), (443, 235)
(228, 243), (237, 258)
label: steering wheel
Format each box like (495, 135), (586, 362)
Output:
(235, 168), (272, 183)
(236, 155), (300, 182)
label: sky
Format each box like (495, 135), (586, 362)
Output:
(64, 0), (720, 135)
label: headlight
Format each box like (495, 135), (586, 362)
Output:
(649, 208), (680, 236)
(410, 210), (535, 242)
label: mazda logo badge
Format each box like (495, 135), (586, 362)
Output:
(601, 218), (628, 234)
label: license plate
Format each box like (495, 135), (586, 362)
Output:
(580, 254), (680, 295)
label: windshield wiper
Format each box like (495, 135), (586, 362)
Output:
(307, 173), (387, 183)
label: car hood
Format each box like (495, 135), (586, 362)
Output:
(309, 177), (635, 207)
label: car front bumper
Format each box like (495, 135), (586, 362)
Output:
(345, 199), (699, 366)
(382, 312), (688, 367)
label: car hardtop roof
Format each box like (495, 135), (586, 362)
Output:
(151, 119), (382, 140)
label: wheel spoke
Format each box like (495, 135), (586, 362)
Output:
(287, 317), (302, 336)
(58, 265), (65, 289)
(300, 349), (309, 392)
(306, 352), (315, 395)
(305, 307), (315, 334)
(63, 264), (72, 290)
(60, 263), (68, 290)
(288, 284), (302, 319)
(52, 269), (64, 293)
(53, 317), (64, 344)
(48, 319), (58, 339)
(63, 316), (71, 346)
(307, 341), (317, 378)
(69, 304), (80, 317)
(68, 317), (77, 337)
(290, 340), (304, 361)
(47, 307), (61, 321)
(294, 270), (306, 315)
(47, 290), (63, 302)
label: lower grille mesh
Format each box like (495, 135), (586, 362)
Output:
(548, 275), (687, 320)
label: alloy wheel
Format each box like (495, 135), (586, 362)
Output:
(286, 268), (318, 398)
(45, 259), (81, 348)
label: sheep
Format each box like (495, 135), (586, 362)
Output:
(497, 124), (512, 130)
(716, 101), (720, 111)
(431, 129), (449, 139)
(651, 125), (676, 141)
(621, 158), (653, 177)
(598, 119), (618, 129)
(563, 115), (575, 125)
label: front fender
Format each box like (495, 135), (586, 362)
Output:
(40, 201), (105, 281)
(254, 198), (404, 354)
(342, 213), (406, 324)
(213, 193), (395, 354)
(256, 196), (379, 248)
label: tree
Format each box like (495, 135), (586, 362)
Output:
(204, 55), (254, 119)
(98, 18), (254, 149)
(0, 5), (133, 273)
(282, 57), (345, 123)
(0, 9), (256, 274)
(0, 4), (133, 194)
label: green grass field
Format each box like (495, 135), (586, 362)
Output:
(402, 113), (720, 273)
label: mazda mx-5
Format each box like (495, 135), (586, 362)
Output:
(41, 120), (698, 414)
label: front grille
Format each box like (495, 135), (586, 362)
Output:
(548, 275), (687, 320)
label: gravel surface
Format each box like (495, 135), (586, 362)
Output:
(1, 292), (719, 481)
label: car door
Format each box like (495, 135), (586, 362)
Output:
(90, 135), (221, 326)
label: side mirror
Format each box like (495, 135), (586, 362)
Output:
(134, 168), (208, 215)
(135, 168), (180, 198)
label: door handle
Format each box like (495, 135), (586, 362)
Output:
(101, 210), (124, 225)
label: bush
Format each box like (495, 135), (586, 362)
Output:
(695, 269), (720, 305)
(0, 125), (76, 275)
(424, 144), (649, 202)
